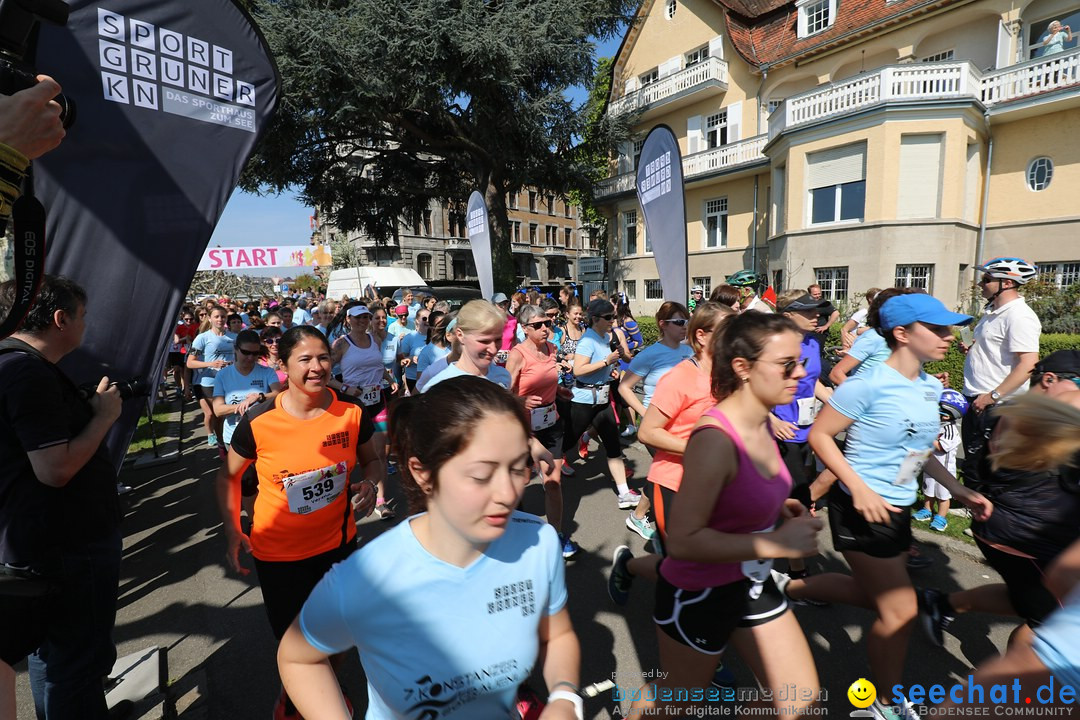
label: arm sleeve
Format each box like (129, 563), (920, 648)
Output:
(191, 333), (207, 358)
(212, 370), (226, 398)
(298, 564), (357, 654)
(938, 425), (962, 454)
(229, 416), (257, 459)
(574, 335), (596, 361)
(828, 373), (872, 420)
(1005, 313), (1042, 354)
(3, 360), (75, 452)
(541, 524), (568, 615)
(847, 332), (875, 362)
(627, 347), (653, 376)
(626, 320), (643, 350)
(648, 368), (685, 419)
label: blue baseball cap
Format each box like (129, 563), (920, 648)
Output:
(879, 294), (973, 330)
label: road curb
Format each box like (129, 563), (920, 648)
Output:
(913, 526), (987, 565)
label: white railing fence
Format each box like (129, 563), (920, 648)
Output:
(609, 56), (729, 116)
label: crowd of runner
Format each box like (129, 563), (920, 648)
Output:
(163, 258), (1080, 719)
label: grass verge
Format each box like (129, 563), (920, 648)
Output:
(127, 404), (177, 455)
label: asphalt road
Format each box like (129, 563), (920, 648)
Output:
(13, 402), (1033, 719)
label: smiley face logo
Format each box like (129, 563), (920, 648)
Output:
(848, 678), (876, 709)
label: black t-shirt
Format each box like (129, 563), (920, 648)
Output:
(0, 338), (120, 570)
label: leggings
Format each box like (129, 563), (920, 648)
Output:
(567, 400), (623, 459)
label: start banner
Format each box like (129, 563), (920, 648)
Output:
(198, 244), (332, 271)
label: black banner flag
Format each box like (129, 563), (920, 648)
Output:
(33, 0), (279, 465)
(635, 125), (688, 304)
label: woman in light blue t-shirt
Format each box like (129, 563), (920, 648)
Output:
(278, 377), (582, 720)
(781, 293), (991, 718)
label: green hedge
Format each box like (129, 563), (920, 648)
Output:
(643, 318), (1080, 389)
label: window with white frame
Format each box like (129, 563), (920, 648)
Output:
(1037, 262), (1080, 288)
(623, 280), (637, 300)
(645, 279), (663, 300)
(706, 111), (728, 149)
(640, 68), (659, 86)
(623, 210), (638, 255)
(545, 226), (559, 246)
(895, 264), (934, 291)
(528, 191), (537, 212)
(511, 220), (522, 243)
(1027, 157), (1054, 191)
(704, 198), (728, 248)
(564, 228), (573, 248)
(529, 222), (538, 245)
(547, 195), (556, 215)
(685, 46), (708, 67)
(814, 267), (849, 301)
(797, 0), (834, 37)
(692, 276), (712, 296)
(508, 192), (518, 209)
(807, 143), (866, 225)
(921, 49), (955, 62)
(666, 0), (677, 19)
(633, 139), (644, 170)
(767, 99), (785, 115)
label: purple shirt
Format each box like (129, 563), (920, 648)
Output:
(772, 332), (821, 444)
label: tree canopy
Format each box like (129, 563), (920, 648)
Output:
(243, 0), (638, 290)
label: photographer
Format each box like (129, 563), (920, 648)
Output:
(0, 275), (123, 720)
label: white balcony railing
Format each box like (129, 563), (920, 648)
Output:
(608, 56), (729, 116)
(595, 134), (768, 199)
(770, 50), (1080, 138)
(982, 48), (1080, 104)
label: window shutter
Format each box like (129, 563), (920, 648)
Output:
(708, 36), (725, 59)
(687, 115), (702, 154)
(897, 135), (943, 219)
(726, 101), (742, 142)
(625, 76), (640, 93)
(807, 143), (866, 188)
(659, 56), (682, 77)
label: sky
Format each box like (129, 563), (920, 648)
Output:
(208, 32), (625, 250)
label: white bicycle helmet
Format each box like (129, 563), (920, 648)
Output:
(977, 257), (1038, 286)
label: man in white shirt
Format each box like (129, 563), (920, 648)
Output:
(962, 257), (1041, 447)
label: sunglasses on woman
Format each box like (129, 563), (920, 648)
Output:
(527, 320), (553, 330)
(263, 338), (280, 345)
(777, 357), (809, 378)
(663, 318), (689, 326)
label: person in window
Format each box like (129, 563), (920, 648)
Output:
(1039, 20), (1072, 56)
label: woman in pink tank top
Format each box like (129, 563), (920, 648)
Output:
(631, 312), (825, 719)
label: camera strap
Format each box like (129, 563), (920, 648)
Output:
(0, 168), (47, 339)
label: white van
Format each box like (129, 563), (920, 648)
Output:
(326, 267), (428, 302)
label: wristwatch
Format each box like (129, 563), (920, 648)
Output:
(547, 690), (584, 720)
(340, 384), (350, 395)
(990, 390), (1002, 403)
(256, 392), (266, 404)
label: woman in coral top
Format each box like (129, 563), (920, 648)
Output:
(507, 304), (580, 559)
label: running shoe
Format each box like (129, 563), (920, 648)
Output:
(558, 534), (580, 559)
(620, 424), (637, 438)
(626, 513), (656, 540)
(608, 545), (634, 605)
(560, 463), (576, 477)
(787, 568), (829, 606)
(207, 433), (218, 447)
(616, 489), (642, 509)
(930, 515), (948, 532)
(374, 498), (396, 521)
(911, 508), (932, 522)
(578, 433), (590, 460)
(116, 483), (133, 496)
(918, 588), (954, 647)
(906, 541), (934, 569)
(710, 662), (737, 689)
(871, 700), (921, 720)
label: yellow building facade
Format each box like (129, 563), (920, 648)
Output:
(597, 0), (1080, 312)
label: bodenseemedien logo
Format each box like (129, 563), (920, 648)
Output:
(96, 8), (258, 133)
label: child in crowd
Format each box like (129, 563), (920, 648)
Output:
(914, 390), (968, 532)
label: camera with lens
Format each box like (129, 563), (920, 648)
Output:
(0, 0), (76, 127)
(78, 378), (151, 402)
